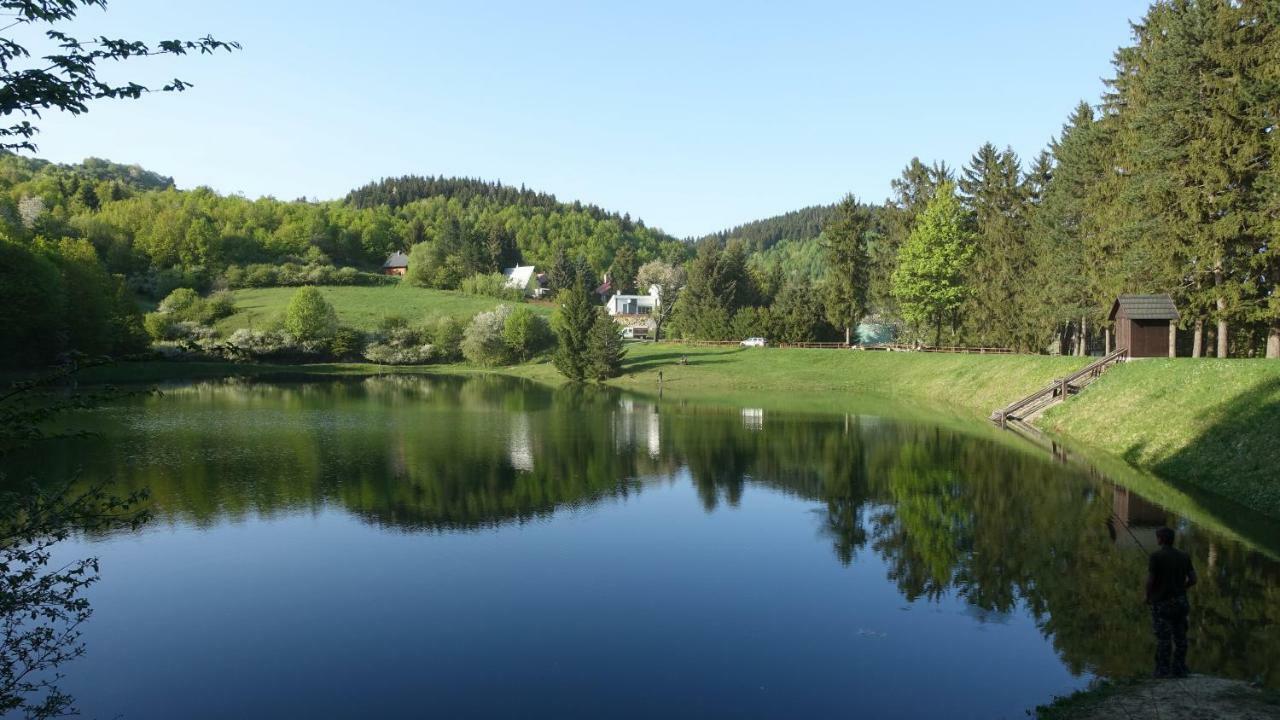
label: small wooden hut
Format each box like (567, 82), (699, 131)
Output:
(382, 251), (409, 276)
(1109, 294), (1179, 358)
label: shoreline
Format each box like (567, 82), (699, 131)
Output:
(49, 343), (1280, 521)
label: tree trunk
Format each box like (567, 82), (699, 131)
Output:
(934, 316), (942, 348)
(1077, 315), (1087, 356)
(1268, 324), (1280, 359)
(1215, 261), (1228, 358)
(1104, 327), (1112, 356)
(1168, 321), (1176, 358)
(845, 325), (851, 346)
(1192, 319), (1203, 358)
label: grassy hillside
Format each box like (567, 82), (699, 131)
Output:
(1040, 358), (1280, 516)
(215, 284), (551, 334)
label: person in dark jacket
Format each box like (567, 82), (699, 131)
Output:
(1145, 526), (1197, 678)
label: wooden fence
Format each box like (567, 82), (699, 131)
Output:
(652, 339), (1016, 354)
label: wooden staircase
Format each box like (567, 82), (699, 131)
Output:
(990, 348), (1128, 427)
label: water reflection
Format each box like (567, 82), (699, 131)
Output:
(20, 374), (1280, 689)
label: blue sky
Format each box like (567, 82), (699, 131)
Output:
(30, 0), (1151, 237)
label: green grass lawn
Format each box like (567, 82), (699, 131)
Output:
(215, 284), (550, 334)
(1041, 358), (1280, 516)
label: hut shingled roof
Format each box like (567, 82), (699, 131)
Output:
(1109, 294), (1180, 321)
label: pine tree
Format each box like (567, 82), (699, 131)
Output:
(820, 194), (871, 344)
(959, 142), (1030, 349)
(586, 307), (625, 381)
(548, 248), (575, 291)
(552, 277), (596, 381)
(1028, 102), (1106, 355)
(610, 244), (639, 295)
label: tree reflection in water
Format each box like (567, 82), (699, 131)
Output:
(16, 374), (1280, 688)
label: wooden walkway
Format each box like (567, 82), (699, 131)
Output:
(990, 347), (1128, 427)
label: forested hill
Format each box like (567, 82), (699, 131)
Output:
(697, 204), (835, 252)
(0, 152), (175, 197)
(346, 175), (675, 236)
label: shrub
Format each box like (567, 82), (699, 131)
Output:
(284, 286), (338, 342)
(430, 316), (465, 361)
(502, 306), (553, 361)
(329, 326), (366, 360)
(460, 272), (523, 301)
(462, 305), (513, 366)
(218, 262), (392, 289)
(158, 287), (201, 318)
(363, 341), (435, 365)
(143, 311), (179, 341)
(362, 324), (433, 365)
(224, 328), (298, 361)
(202, 291), (237, 323)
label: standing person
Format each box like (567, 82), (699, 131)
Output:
(1145, 526), (1197, 678)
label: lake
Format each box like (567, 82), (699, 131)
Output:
(10, 375), (1280, 719)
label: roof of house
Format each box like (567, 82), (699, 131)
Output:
(1109, 294), (1180, 321)
(383, 251), (409, 268)
(503, 265), (536, 289)
(595, 280), (612, 296)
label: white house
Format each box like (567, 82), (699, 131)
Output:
(502, 265), (538, 295)
(606, 284), (662, 317)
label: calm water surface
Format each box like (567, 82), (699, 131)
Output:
(14, 376), (1280, 719)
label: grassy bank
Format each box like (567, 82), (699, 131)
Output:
(80, 343), (1088, 419)
(215, 284), (550, 334)
(1041, 359), (1280, 517)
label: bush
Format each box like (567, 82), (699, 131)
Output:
(362, 324), (433, 365)
(224, 328), (298, 361)
(430, 316), (465, 361)
(143, 311), (178, 341)
(329, 326), (366, 360)
(502, 306), (553, 361)
(462, 305), (513, 366)
(363, 341), (435, 365)
(202, 291), (237, 323)
(284, 287), (338, 342)
(158, 287), (201, 318)
(219, 262), (392, 289)
(460, 272), (523, 301)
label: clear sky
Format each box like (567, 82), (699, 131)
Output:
(29, 0), (1152, 238)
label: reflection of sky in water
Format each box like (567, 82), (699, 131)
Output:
(21, 377), (1280, 719)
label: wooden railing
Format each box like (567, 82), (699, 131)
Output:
(863, 344), (1014, 354)
(991, 347), (1128, 426)
(651, 340), (1015, 353)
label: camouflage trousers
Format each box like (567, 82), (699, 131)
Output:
(1151, 596), (1189, 676)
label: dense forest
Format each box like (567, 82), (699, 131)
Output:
(697, 204), (835, 253)
(1, 0), (1276, 367)
(678, 0), (1279, 357)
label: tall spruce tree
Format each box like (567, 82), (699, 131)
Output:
(959, 143), (1031, 349)
(610, 244), (639, 295)
(1028, 102), (1108, 355)
(820, 194), (872, 344)
(586, 307), (625, 381)
(552, 277), (596, 381)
